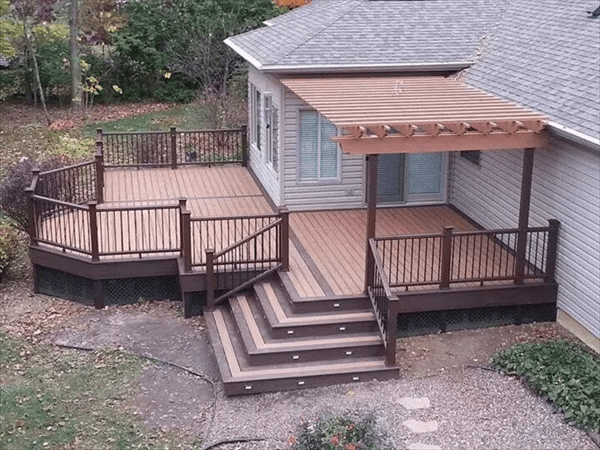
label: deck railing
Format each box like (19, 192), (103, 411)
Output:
(37, 160), (99, 204)
(367, 238), (398, 367)
(204, 210), (289, 308)
(98, 127), (248, 168)
(374, 222), (560, 290)
(369, 220), (560, 367)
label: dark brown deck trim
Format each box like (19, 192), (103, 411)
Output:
(31, 246), (178, 280)
(392, 282), (558, 314)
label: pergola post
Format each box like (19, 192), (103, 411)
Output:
(514, 148), (535, 284)
(364, 154), (378, 293)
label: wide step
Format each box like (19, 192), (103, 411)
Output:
(204, 276), (398, 395)
(206, 307), (398, 395)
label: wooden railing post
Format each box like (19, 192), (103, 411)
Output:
(95, 141), (104, 203)
(96, 128), (103, 143)
(170, 127), (177, 170)
(385, 303), (398, 367)
(89, 201), (99, 262)
(206, 249), (215, 309)
(25, 188), (37, 245)
(279, 206), (289, 271)
(515, 148), (535, 284)
(440, 226), (454, 289)
(26, 167), (40, 243)
(241, 125), (248, 167)
(181, 209), (192, 272)
(544, 219), (560, 283)
(178, 197), (187, 256)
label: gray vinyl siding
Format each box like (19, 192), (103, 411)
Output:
(282, 86), (365, 211)
(449, 139), (600, 338)
(248, 66), (281, 206)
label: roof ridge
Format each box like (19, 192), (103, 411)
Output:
(271, 0), (363, 65)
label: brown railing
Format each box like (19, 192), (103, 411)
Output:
(37, 160), (99, 204)
(99, 127), (248, 168)
(188, 213), (282, 268)
(367, 238), (398, 366)
(30, 195), (92, 256)
(375, 221), (560, 289)
(95, 203), (181, 259)
(369, 220), (560, 367)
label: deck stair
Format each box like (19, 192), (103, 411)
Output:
(205, 274), (399, 395)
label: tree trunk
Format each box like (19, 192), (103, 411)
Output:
(70, 0), (82, 117)
(24, 26), (51, 126)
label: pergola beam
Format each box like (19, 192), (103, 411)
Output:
(334, 130), (547, 155)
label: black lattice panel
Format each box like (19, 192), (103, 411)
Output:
(37, 266), (94, 306)
(103, 276), (179, 305)
(397, 304), (556, 337)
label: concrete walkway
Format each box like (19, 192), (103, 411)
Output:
(54, 306), (597, 450)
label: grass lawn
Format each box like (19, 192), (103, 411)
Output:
(82, 103), (213, 136)
(0, 331), (202, 449)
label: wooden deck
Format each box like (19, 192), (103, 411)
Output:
(38, 166), (495, 294)
(104, 165), (273, 217)
(287, 207), (479, 297)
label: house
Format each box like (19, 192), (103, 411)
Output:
(224, 0), (600, 351)
(29, 0), (598, 394)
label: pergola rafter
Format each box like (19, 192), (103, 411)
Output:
(280, 76), (548, 154)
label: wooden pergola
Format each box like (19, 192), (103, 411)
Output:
(281, 75), (549, 290)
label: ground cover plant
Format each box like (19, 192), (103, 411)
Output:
(294, 413), (394, 450)
(0, 331), (203, 449)
(491, 339), (600, 432)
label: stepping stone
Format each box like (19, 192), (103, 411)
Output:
(403, 419), (439, 434)
(407, 444), (442, 450)
(398, 396), (431, 410)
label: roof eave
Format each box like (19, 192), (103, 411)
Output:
(260, 61), (473, 74)
(548, 121), (600, 153)
(224, 39), (472, 74)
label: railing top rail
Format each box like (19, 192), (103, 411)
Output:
(39, 160), (96, 176)
(178, 128), (243, 133)
(98, 203), (179, 212)
(191, 212), (280, 222)
(213, 218), (282, 259)
(369, 238), (396, 300)
(453, 227), (520, 236)
(375, 232), (444, 241)
(101, 130), (170, 136)
(31, 194), (89, 211)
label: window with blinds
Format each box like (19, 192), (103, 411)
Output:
(299, 110), (339, 181)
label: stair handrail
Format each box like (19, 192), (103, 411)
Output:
(367, 238), (398, 367)
(206, 210), (287, 309)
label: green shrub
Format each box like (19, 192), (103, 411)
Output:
(491, 340), (600, 432)
(0, 157), (69, 232)
(0, 220), (18, 282)
(154, 79), (197, 104)
(294, 414), (394, 450)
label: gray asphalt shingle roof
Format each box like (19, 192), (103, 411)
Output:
(227, 0), (600, 140)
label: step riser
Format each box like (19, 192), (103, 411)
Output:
(246, 345), (385, 366)
(223, 369), (398, 396)
(270, 321), (379, 339)
(291, 298), (372, 314)
(278, 274), (372, 313)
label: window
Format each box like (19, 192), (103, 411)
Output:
(299, 110), (339, 181)
(460, 150), (481, 166)
(250, 84), (261, 149)
(264, 94), (279, 172)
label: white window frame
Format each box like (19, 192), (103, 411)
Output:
(297, 110), (341, 183)
(250, 83), (261, 150)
